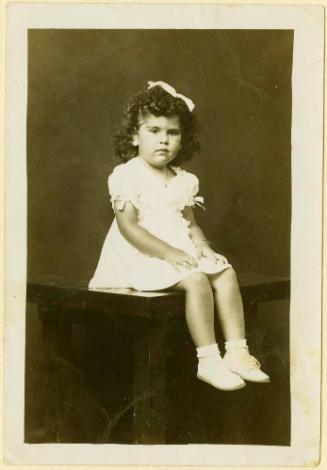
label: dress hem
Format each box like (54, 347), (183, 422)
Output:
(89, 263), (232, 292)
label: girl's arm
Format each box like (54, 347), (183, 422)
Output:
(183, 206), (210, 247)
(183, 206), (228, 263)
(114, 201), (198, 271)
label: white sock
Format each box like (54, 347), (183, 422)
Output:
(225, 338), (247, 352)
(196, 343), (220, 358)
(196, 343), (221, 370)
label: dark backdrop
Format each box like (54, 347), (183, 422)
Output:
(25, 29), (292, 445)
(27, 29), (293, 283)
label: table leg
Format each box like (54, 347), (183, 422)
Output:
(132, 315), (168, 444)
(40, 304), (72, 442)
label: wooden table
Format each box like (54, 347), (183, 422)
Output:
(26, 273), (290, 444)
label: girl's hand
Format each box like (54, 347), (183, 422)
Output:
(164, 247), (198, 272)
(195, 242), (228, 265)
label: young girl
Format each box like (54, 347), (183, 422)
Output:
(89, 81), (269, 391)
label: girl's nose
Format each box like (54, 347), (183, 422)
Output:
(159, 132), (168, 144)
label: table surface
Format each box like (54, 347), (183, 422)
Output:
(27, 272), (290, 298)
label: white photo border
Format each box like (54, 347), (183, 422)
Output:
(4, 3), (324, 466)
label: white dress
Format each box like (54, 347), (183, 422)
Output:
(89, 157), (231, 291)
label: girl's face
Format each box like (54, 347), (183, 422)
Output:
(132, 113), (182, 168)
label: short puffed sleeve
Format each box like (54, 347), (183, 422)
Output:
(108, 163), (139, 211)
(184, 173), (205, 210)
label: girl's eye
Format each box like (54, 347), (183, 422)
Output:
(147, 127), (180, 136)
(168, 130), (181, 136)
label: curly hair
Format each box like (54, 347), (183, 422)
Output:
(112, 85), (200, 165)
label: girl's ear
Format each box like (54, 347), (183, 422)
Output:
(132, 129), (139, 147)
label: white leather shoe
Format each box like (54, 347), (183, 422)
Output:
(197, 361), (246, 391)
(223, 346), (270, 383)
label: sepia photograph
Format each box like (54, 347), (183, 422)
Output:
(3, 3), (323, 466)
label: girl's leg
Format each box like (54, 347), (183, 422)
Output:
(174, 272), (215, 347)
(209, 267), (270, 383)
(174, 272), (245, 391)
(209, 267), (245, 340)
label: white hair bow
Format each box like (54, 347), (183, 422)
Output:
(148, 80), (195, 112)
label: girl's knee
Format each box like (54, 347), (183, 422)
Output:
(224, 267), (238, 281)
(176, 272), (211, 292)
(211, 267), (239, 288)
